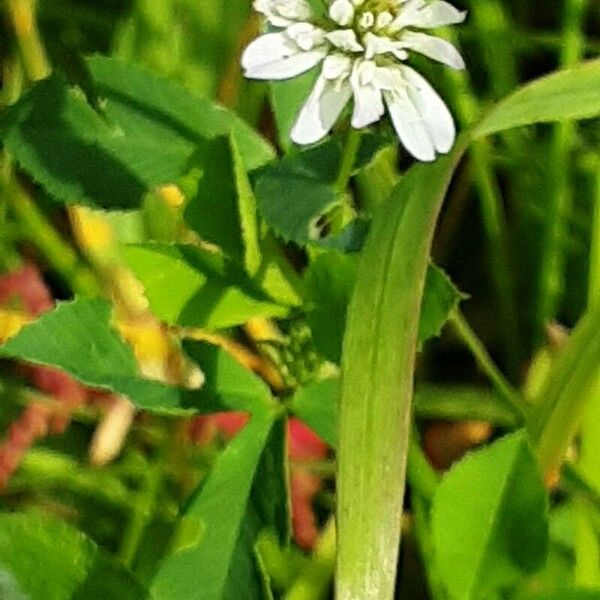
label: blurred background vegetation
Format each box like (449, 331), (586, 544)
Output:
(3, 0), (599, 368)
(0, 0), (599, 597)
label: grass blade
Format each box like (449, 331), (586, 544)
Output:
(336, 142), (465, 600)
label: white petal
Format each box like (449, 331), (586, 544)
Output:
(277, 0), (312, 19)
(351, 83), (385, 128)
(364, 32), (408, 60)
(254, 0), (313, 27)
(287, 22), (326, 51)
(329, 0), (355, 26)
(393, 0), (466, 29)
(351, 61), (385, 128)
(322, 53), (353, 80)
(384, 89), (436, 162)
(402, 65), (455, 153)
(291, 73), (352, 144)
(242, 32), (326, 80)
(373, 65), (405, 90)
(326, 29), (364, 53)
(400, 31), (465, 69)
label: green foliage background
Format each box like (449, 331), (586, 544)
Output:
(0, 1), (599, 599)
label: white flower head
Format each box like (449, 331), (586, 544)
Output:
(242, 0), (467, 161)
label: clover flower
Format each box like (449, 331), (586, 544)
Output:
(242, 0), (467, 161)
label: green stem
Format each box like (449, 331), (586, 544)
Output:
(589, 162), (600, 308)
(458, 26), (600, 55)
(528, 302), (600, 478)
(0, 179), (101, 296)
(468, 0), (518, 100)
(284, 519), (336, 600)
(449, 311), (527, 420)
(335, 128), (362, 193)
(535, 0), (589, 339)
(575, 157), (600, 585)
(575, 502), (600, 587)
(118, 433), (170, 568)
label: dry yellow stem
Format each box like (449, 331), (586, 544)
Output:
(89, 396), (136, 466)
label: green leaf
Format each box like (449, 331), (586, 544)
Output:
(304, 251), (357, 363)
(254, 142), (341, 244)
(255, 531), (309, 593)
(0, 297), (280, 416)
(122, 243), (288, 329)
(336, 143), (465, 600)
(419, 265), (465, 346)
(0, 512), (146, 599)
(2, 298), (137, 379)
(0, 57), (273, 209)
(254, 134), (387, 245)
(247, 416), (291, 545)
(289, 378), (340, 448)
(528, 302), (600, 476)
(316, 218), (369, 252)
(224, 416), (290, 600)
(0, 298), (192, 414)
(474, 59), (600, 138)
(431, 431), (549, 600)
(184, 136), (262, 275)
(0, 75), (145, 210)
(183, 341), (274, 412)
(304, 252), (464, 364)
(88, 56), (274, 173)
(151, 410), (279, 600)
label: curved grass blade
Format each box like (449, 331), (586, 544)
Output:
(474, 59), (600, 138)
(336, 141), (466, 600)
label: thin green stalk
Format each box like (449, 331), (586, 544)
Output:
(443, 32), (522, 378)
(7, 0), (50, 82)
(335, 128), (362, 193)
(0, 179), (101, 296)
(459, 27), (600, 55)
(118, 433), (171, 568)
(575, 157), (600, 586)
(449, 310), (528, 420)
(1, 55), (24, 107)
(528, 302), (600, 478)
(284, 519), (336, 600)
(589, 162), (600, 307)
(467, 0), (533, 244)
(575, 503), (600, 587)
(468, 0), (518, 100)
(535, 0), (589, 339)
